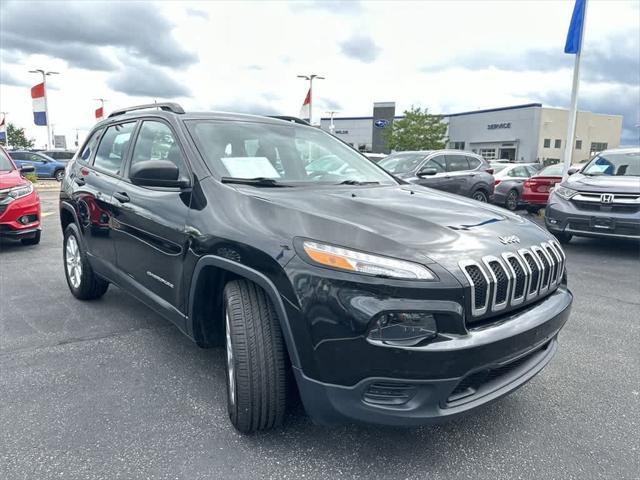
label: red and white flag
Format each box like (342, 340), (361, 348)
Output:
(95, 106), (104, 120)
(299, 89), (311, 120)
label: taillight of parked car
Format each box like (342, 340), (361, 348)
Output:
(494, 179), (501, 186)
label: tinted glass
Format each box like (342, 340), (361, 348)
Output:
(424, 155), (446, 173)
(446, 155), (469, 172)
(538, 164), (563, 176)
(188, 120), (395, 185)
(510, 166), (529, 177)
(10, 152), (26, 160)
(80, 130), (103, 162)
(583, 151), (639, 177)
(0, 149), (14, 171)
(379, 153), (429, 174)
(467, 156), (481, 169)
(93, 123), (135, 175)
(131, 121), (187, 180)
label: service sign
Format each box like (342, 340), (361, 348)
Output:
(487, 122), (511, 130)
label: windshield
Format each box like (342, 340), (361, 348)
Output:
(0, 149), (15, 171)
(538, 164), (563, 176)
(187, 120), (396, 185)
(378, 153), (428, 174)
(582, 151), (639, 177)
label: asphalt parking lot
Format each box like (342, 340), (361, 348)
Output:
(1, 188), (639, 480)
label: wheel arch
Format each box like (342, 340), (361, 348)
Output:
(188, 255), (301, 368)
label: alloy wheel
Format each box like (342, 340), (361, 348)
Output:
(65, 235), (82, 288)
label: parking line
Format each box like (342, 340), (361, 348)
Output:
(41, 212), (55, 218)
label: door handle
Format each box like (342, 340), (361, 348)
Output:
(74, 177), (86, 186)
(113, 191), (130, 203)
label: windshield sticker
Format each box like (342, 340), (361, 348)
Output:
(221, 156), (280, 178)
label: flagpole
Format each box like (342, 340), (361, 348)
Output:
(29, 69), (59, 149)
(1, 112), (9, 149)
(562, 0), (588, 181)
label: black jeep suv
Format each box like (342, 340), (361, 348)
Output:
(60, 103), (572, 432)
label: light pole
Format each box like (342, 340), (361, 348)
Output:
(326, 111), (339, 134)
(29, 69), (59, 148)
(297, 74), (324, 125)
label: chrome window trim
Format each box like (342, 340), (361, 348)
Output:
(502, 252), (527, 306)
(459, 259), (490, 317)
(482, 256), (510, 312)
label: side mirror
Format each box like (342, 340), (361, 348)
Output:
(20, 165), (35, 174)
(130, 160), (186, 188)
(568, 167), (579, 175)
(417, 167), (438, 177)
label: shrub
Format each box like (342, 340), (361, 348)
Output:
(24, 173), (38, 183)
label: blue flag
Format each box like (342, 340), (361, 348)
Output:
(564, 0), (586, 54)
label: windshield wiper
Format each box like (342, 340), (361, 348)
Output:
(337, 180), (380, 185)
(221, 177), (290, 187)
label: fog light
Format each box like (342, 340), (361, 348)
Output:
(368, 312), (437, 347)
(548, 218), (558, 225)
(18, 216), (29, 225)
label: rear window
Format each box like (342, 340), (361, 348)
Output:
(538, 164), (563, 176)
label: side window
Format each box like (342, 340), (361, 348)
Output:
(467, 156), (481, 169)
(446, 154), (470, 172)
(512, 166), (529, 177)
(29, 154), (44, 162)
(93, 123), (135, 175)
(130, 121), (187, 181)
(424, 155), (446, 173)
(11, 152), (25, 160)
(79, 129), (103, 163)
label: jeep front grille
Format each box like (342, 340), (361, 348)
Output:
(460, 240), (565, 318)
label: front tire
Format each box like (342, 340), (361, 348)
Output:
(63, 225), (109, 300)
(505, 189), (519, 211)
(223, 279), (287, 433)
(21, 230), (41, 245)
(471, 189), (489, 203)
(553, 232), (573, 244)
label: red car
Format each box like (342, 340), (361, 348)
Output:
(521, 164), (565, 213)
(0, 145), (41, 245)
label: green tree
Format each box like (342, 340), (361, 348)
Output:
(383, 106), (448, 151)
(1, 123), (35, 149)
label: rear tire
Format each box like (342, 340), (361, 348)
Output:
(54, 169), (65, 182)
(505, 189), (519, 211)
(223, 279), (287, 433)
(21, 230), (41, 245)
(471, 189), (488, 203)
(554, 232), (573, 244)
(63, 225), (109, 300)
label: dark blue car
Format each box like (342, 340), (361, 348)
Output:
(8, 151), (67, 181)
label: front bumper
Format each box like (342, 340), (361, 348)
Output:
(545, 194), (640, 240)
(294, 286), (572, 426)
(0, 191), (41, 238)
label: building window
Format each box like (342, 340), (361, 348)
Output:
(590, 142), (608, 153)
(575, 139), (582, 149)
(479, 148), (497, 160)
(554, 139), (561, 148)
(450, 141), (465, 150)
(543, 139), (551, 148)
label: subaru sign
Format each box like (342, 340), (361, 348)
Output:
(374, 119), (389, 128)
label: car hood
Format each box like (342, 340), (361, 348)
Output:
(565, 173), (640, 193)
(0, 169), (25, 189)
(235, 183), (554, 275)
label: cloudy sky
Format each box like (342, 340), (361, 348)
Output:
(1, 0), (638, 148)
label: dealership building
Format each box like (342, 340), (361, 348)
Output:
(320, 102), (623, 164)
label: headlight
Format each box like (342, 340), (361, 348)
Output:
(553, 185), (577, 200)
(302, 240), (436, 280)
(0, 182), (34, 204)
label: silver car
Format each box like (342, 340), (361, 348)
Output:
(379, 150), (495, 202)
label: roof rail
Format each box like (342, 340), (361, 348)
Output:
(268, 115), (310, 126)
(108, 102), (185, 118)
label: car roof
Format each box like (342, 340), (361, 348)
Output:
(598, 147), (639, 155)
(99, 109), (308, 127)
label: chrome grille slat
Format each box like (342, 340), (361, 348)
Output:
(462, 241), (564, 319)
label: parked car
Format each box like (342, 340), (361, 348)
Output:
(363, 152), (387, 163)
(0, 145), (41, 245)
(378, 150), (495, 202)
(545, 147), (640, 243)
(43, 150), (76, 162)
(60, 103), (572, 432)
(491, 163), (539, 211)
(521, 164), (565, 213)
(9, 150), (66, 181)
